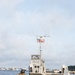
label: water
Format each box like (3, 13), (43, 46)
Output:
(0, 70), (29, 75)
(0, 70), (75, 75)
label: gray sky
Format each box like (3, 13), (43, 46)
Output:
(0, 0), (75, 69)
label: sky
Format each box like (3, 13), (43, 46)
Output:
(0, 0), (75, 69)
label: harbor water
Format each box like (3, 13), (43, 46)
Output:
(0, 70), (28, 75)
(0, 70), (74, 75)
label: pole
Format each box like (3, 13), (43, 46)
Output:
(40, 42), (42, 60)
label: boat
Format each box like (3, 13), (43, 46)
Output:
(29, 36), (70, 75)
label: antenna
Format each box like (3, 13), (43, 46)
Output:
(37, 35), (50, 59)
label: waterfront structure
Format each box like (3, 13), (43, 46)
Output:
(29, 54), (46, 75)
(29, 36), (70, 75)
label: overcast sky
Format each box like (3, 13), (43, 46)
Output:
(0, 0), (75, 69)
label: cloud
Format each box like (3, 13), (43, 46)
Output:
(0, 0), (24, 21)
(0, 0), (23, 10)
(0, 0), (75, 68)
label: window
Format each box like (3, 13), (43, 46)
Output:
(38, 66), (39, 68)
(35, 66), (36, 68)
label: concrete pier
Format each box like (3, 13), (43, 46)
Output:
(29, 73), (63, 75)
(45, 73), (63, 75)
